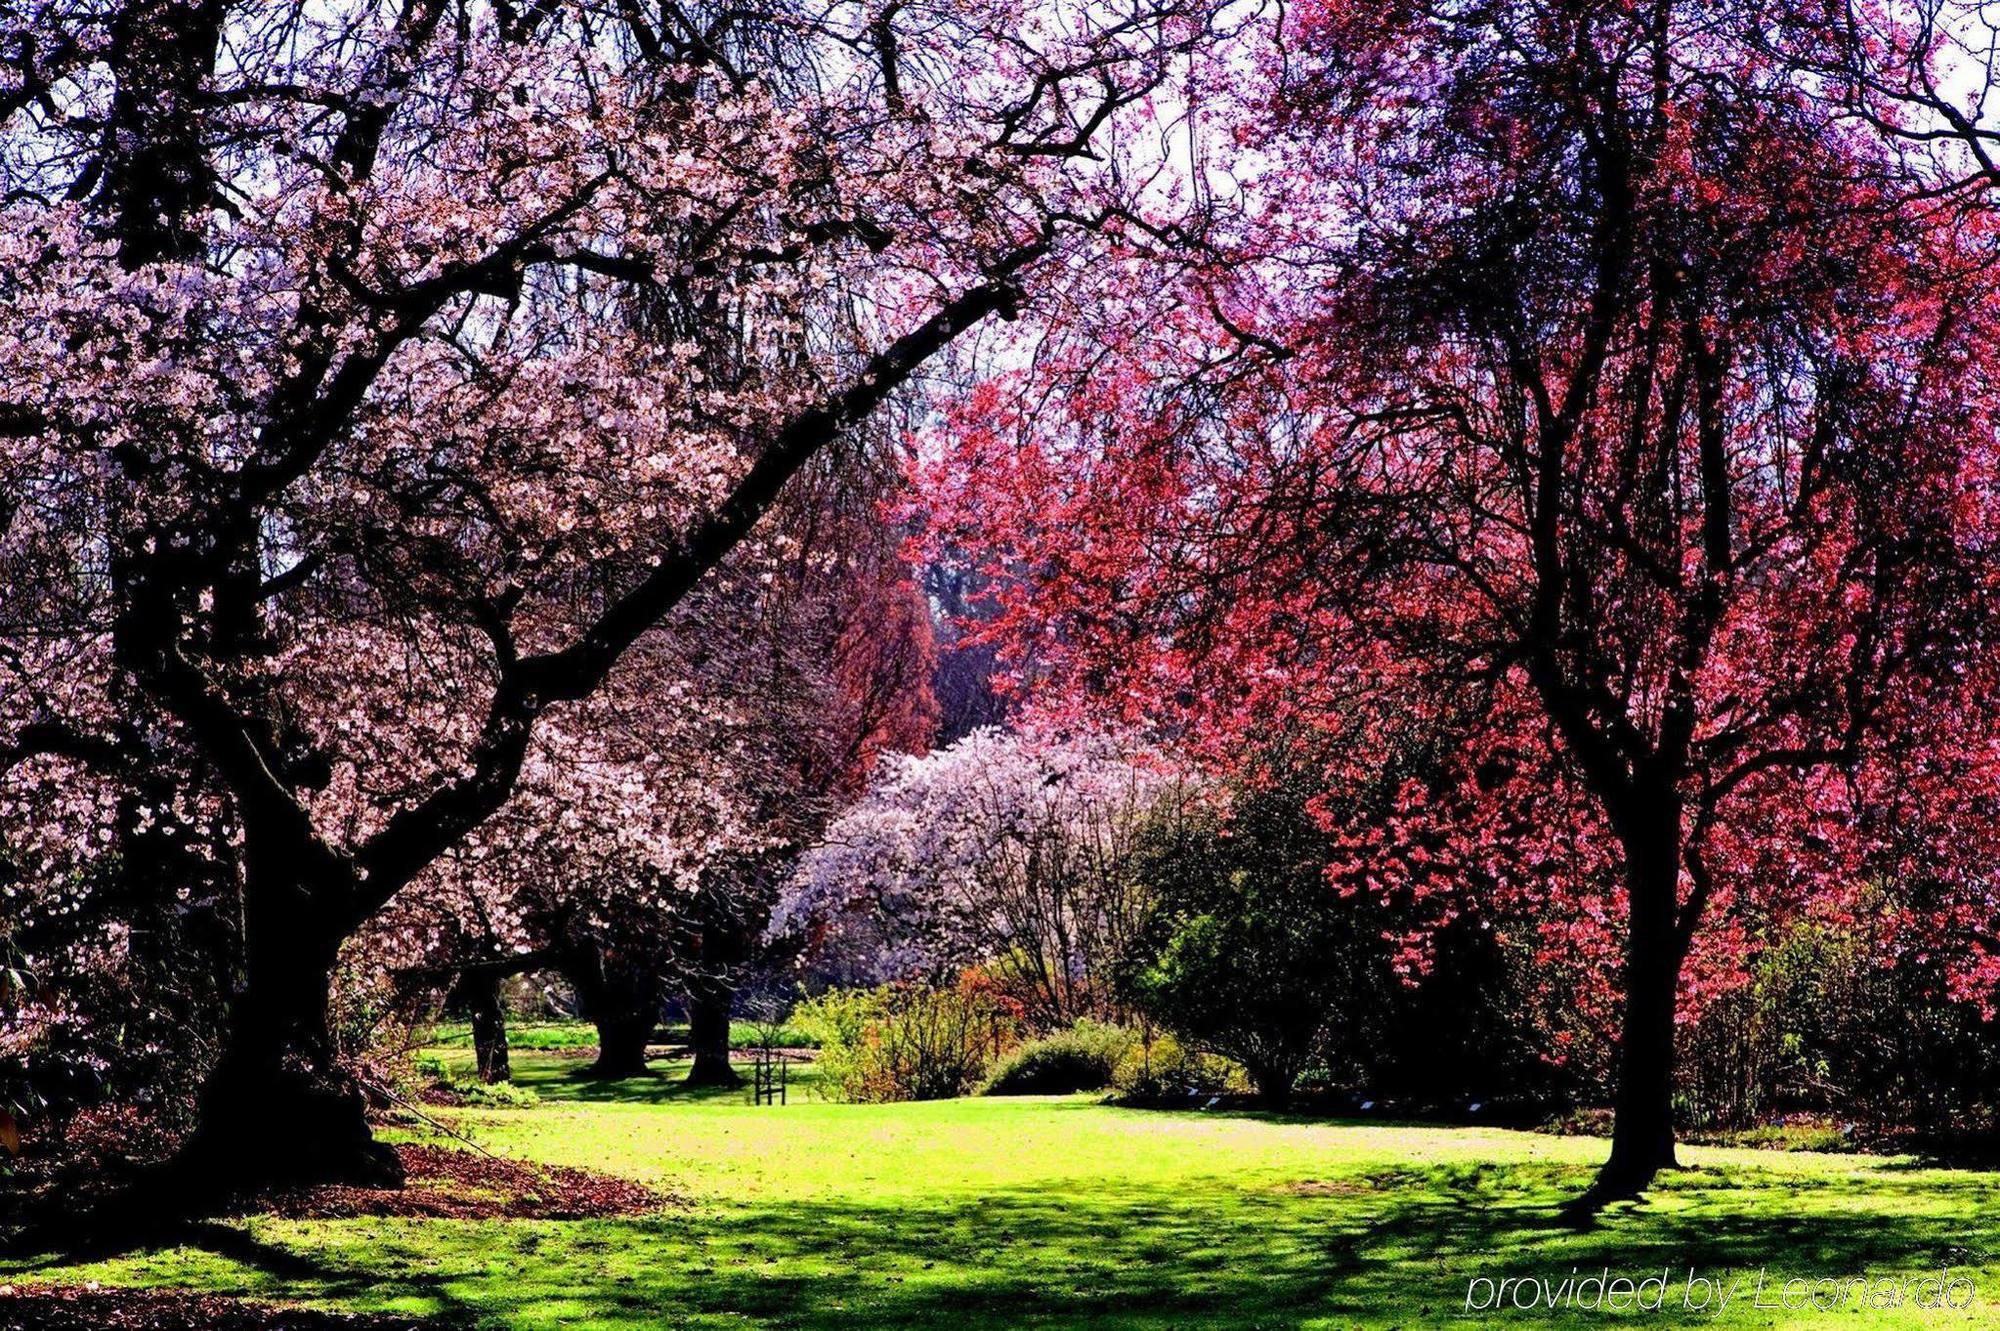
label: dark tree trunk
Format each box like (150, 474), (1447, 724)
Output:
(105, 0), (226, 268)
(1249, 1056), (1297, 1110)
(172, 900), (401, 1193)
(561, 939), (661, 1079)
(684, 982), (742, 1088)
(450, 970), (511, 1084)
(589, 1010), (656, 1079)
(104, 747), (239, 1108)
(1573, 812), (1686, 1215)
(1597, 927), (1679, 1191)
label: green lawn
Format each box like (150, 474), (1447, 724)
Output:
(10, 1049), (2000, 1328)
(426, 1020), (818, 1052)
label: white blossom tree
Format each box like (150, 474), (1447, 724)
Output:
(774, 727), (1185, 1024)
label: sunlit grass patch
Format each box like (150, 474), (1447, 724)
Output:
(13, 1052), (2000, 1329)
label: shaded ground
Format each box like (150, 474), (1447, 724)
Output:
(426, 1020), (817, 1054)
(9, 1051), (2000, 1328)
(0, 1105), (184, 1245)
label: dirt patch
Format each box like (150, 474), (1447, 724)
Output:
(1280, 1178), (1374, 1197)
(0, 1286), (441, 1330)
(249, 1143), (665, 1221)
(1280, 1169), (1426, 1197)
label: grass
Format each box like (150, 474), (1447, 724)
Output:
(11, 1048), (2000, 1328)
(425, 1020), (818, 1052)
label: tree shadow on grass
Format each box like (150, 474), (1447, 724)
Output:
(491, 1053), (821, 1108)
(12, 1156), (2000, 1329)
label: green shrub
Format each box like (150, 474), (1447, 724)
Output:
(1674, 885), (2000, 1137)
(1117, 746), (1401, 1109)
(1111, 1031), (1248, 1101)
(795, 981), (1015, 1102)
(981, 1020), (1136, 1095)
(409, 1050), (539, 1108)
(791, 987), (889, 1098)
(455, 1079), (540, 1109)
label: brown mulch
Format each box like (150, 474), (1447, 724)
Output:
(0, 1286), (440, 1330)
(0, 1107), (181, 1240)
(247, 1143), (665, 1221)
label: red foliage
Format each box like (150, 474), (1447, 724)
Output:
(821, 559), (941, 797)
(920, 0), (2000, 1189)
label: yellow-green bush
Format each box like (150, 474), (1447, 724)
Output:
(795, 981), (1017, 1102)
(981, 1020), (1136, 1095)
(1111, 1031), (1248, 1101)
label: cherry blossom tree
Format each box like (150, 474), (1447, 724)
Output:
(1767, 1), (2000, 202)
(0, 0), (1231, 1191)
(774, 726), (1181, 1024)
(923, 0), (2000, 1208)
(362, 458), (940, 1087)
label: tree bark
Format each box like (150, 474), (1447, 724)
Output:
(1573, 812), (1686, 1214)
(589, 1010), (656, 1079)
(1254, 1075), (1294, 1111)
(105, 0), (226, 268)
(561, 940), (661, 1079)
(450, 970), (511, 1084)
(171, 899), (401, 1192)
(684, 982), (742, 1088)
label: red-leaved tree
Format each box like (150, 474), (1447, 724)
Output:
(922, 0), (2000, 1207)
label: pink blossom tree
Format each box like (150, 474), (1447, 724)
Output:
(371, 461), (942, 1085)
(0, 0), (1228, 1191)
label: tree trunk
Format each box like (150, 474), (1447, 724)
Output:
(1256, 1078), (1294, 1111)
(560, 938), (661, 1079)
(106, 750), (238, 1110)
(1574, 816), (1686, 1214)
(684, 983), (742, 1088)
(172, 904), (401, 1194)
(451, 970), (511, 1084)
(1249, 1055), (1297, 1110)
(589, 1010), (656, 1079)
